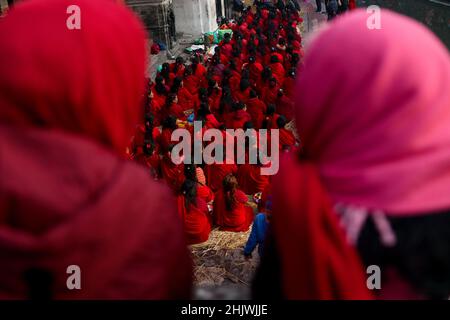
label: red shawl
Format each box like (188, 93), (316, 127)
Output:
(0, 0), (192, 299)
(246, 97), (266, 129)
(204, 163), (238, 192)
(236, 164), (270, 195)
(176, 196), (211, 245)
(213, 189), (254, 232)
(273, 157), (372, 299)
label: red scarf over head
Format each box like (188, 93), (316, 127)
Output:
(0, 0), (192, 299)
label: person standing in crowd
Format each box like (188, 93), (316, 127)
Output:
(253, 10), (450, 300)
(0, 0), (192, 299)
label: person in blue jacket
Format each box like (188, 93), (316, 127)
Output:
(244, 200), (272, 258)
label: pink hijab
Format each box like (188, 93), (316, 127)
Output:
(296, 10), (450, 215)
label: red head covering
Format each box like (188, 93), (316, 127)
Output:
(274, 10), (450, 299)
(0, 0), (192, 299)
(0, 0), (146, 153)
(296, 10), (450, 215)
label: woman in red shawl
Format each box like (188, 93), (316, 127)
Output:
(261, 77), (280, 105)
(160, 146), (185, 193)
(171, 77), (196, 112)
(177, 180), (211, 245)
(275, 89), (295, 122)
(184, 165), (214, 204)
(245, 56), (264, 87)
(282, 68), (296, 99)
(213, 175), (254, 232)
(205, 161), (238, 193)
(0, 0), (191, 299)
(236, 163), (270, 196)
(170, 56), (186, 78)
(269, 55), (286, 85)
(225, 102), (252, 130)
(191, 55), (207, 84)
(232, 78), (252, 105)
(246, 90), (266, 130)
(253, 10), (450, 300)
(160, 93), (186, 121)
(277, 115), (296, 151)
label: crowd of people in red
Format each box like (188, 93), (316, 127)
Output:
(128, 2), (302, 245)
(2, 0), (450, 301)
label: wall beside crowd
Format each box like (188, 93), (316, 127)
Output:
(357, 0), (450, 48)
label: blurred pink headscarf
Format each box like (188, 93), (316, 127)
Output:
(296, 9), (450, 215)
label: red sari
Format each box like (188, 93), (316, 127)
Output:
(177, 87), (196, 111)
(204, 163), (238, 192)
(236, 164), (270, 195)
(246, 97), (266, 129)
(270, 62), (286, 84)
(197, 184), (214, 203)
(177, 196), (211, 245)
(225, 109), (252, 129)
(213, 189), (254, 232)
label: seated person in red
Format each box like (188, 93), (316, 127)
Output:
(205, 160), (238, 192)
(236, 162), (270, 195)
(262, 104), (280, 130)
(282, 68), (296, 99)
(197, 102), (221, 130)
(183, 66), (200, 96)
(158, 63), (175, 88)
(157, 116), (177, 154)
(160, 144), (185, 193)
(170, 56), (186, 78)
(148, 90), (163, 126)
(160, 93), (187, 121)
(185, 164), (214, 203)
(246, 90), (266, 129)
(277, 115), (297, 151)
(276, 38), (287, 62)
(269, 55), (286, 85)
(152, 76), (169, 107)
(275, 88), (295, 122)
(233, 78), (251, 104)
(207, 79), (222, 114)
(261, 77), (280, 105)
(225, 102), (252, 130)
(177, 179), (211, 245)
(245, 56), (263, 86)
(228, 62), (242, 93)
(171, 77), (196, 112)
(213, 174), (254, 232)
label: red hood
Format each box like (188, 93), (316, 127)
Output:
(0, 126), (192, 299)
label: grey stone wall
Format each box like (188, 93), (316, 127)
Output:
(357, 0), (450, 48)
(126, 0), (175, 48)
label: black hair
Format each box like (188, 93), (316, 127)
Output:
(266, 104), (276, 116)
(162, 115), (177, 130)
(270, 55), (279, 64)
(181, 179), (197, 209)
(233, 101), (245, 111)
(154, 75), (167, 95)
(171, 77), (183, 94)
(240, 78), (251, 92)
(277, 115), (287, 128)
